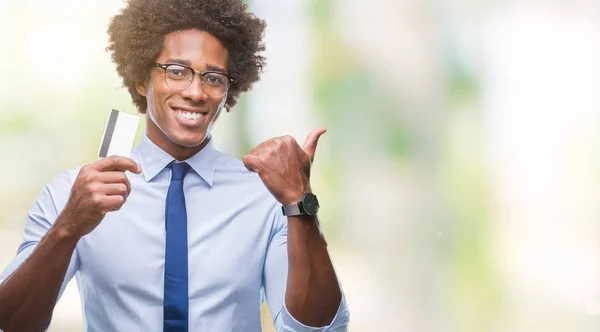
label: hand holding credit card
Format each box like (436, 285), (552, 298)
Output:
(98, 109), (140, 158)
(57, 155), (141, 236)
(50, 109), (143, 238)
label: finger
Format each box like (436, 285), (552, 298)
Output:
(101, 195), (126, 212)
(242, 154), (262, 173)
(302, 128), (327, 162)
(249, 146), (272, 158)
(94, 155), (142, 174)
(251, 137), (280, 152)
(94, 172), (131, 195)
(99, 183), (129, 199)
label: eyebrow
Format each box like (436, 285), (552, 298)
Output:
(206, 64), (227, 74)
(166, 58), (227, 74)
(165, 58), (191, 66)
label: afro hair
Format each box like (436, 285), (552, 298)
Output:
(106, 0), (266, 113)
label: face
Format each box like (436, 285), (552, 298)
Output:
(136, 29), (229, 159)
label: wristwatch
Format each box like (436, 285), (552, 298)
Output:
(282, 192), (320, 216)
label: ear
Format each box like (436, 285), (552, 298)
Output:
(135, 80), (148, 97)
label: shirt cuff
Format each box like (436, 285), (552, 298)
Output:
(281, 294), (350, 332)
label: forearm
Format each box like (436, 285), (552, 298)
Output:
(285, 215), (342, 327)
(0, 223), (79, 332)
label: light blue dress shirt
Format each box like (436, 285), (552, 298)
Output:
(0, 135), (349, 331)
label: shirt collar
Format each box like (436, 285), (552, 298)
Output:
(136, 134), (217, 186)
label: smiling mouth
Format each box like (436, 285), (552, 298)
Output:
(172, 107), (208, 121)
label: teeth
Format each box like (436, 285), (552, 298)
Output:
(177, 110), (203, 120)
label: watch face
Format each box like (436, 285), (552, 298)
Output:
(301, 193), (320, 215)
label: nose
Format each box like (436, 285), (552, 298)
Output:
(180, 75), (209, 103)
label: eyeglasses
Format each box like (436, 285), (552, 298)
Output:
(154, 63), (235, 98)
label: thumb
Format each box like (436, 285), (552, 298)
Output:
(302, 128), (327, 162)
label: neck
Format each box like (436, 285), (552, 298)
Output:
(145, 117), (209, 161)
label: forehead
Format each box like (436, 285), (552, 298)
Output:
(158, 29), (229, 70)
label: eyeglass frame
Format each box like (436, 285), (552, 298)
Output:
(153, 63), (236, 97)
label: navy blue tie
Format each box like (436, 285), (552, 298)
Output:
(164, 162), (191, 332)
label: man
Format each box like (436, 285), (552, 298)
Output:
(0, 0), (349, 331)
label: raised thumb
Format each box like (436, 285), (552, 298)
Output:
(302, 128), (327, 162)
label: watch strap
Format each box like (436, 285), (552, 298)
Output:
(282, 203), (302, 216)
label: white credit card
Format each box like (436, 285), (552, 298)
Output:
(97, 109), (140, 158)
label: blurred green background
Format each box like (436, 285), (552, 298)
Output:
(2, 0), (600, 331)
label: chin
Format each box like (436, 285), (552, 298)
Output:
(169, 132), (208, 148)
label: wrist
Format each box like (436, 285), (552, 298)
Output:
(282, 192), (320, 217)
(288, 214), (317, 223)
(281, 186), (311, 206)
(51, 218), (83, 243)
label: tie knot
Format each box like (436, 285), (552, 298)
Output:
(170, 162), (191, 181)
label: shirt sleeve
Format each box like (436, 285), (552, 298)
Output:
(262, 204), (350, 332)
(0, 170), (80, 302)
